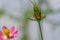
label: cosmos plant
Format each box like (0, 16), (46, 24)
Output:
(28, 0), (46, 40)
(0, 26), (18, 40)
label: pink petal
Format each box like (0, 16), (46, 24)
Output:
(0, 31), (3, 37)
(2, 26), (7, 30)
(7, 38), (12, 40)
(13, 30), (18, 37)
(0, 31), (4, 40)
(10, 26), (15, 34)
(0, 38), (3, 40)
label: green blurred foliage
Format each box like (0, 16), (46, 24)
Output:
(7, 13), (21, 22)
(24, 9), (33, 18)
(44, 8), (53, 14)
(21, 34), (28, 40)
(0, 8), (5, 17)
(21, 9), (33, 40)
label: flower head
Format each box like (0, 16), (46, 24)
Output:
(32, 1), (46, 21)
(0, 26), (18, 40)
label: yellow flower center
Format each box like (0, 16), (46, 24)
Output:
(2, 28), (14, 38)
(3, 28), (10, 35)
(2, 28), (10, 38)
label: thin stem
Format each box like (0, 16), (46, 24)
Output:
(27, 18), (36, 21)
(38, 21), (43, 40)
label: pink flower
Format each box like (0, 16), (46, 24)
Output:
(0, 26), (18, 40)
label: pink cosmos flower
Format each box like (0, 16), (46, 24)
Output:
(0, 26), (18, 40)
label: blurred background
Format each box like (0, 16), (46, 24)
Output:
(0, 0), (60, 40)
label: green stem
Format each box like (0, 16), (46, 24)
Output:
(38, 21), (43, 40)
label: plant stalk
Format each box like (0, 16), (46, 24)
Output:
(38, 21), (43, 40)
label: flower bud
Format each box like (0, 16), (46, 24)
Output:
(33, 2), (46, 21)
